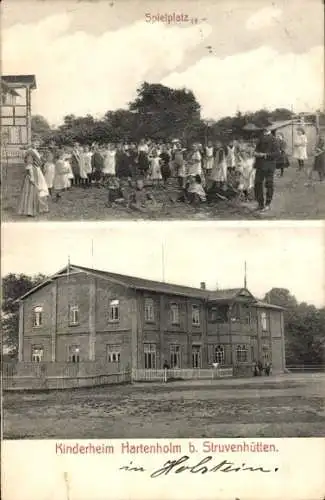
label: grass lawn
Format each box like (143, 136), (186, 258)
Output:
(2, 160), (325, 220)
(3, 374), (325, 439)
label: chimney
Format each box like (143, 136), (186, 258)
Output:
(200, 282), (206, 290)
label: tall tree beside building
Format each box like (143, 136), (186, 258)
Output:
(2, 273), (46, 357)
(264, 288), (325, 366)
(31, 114), (52, 142)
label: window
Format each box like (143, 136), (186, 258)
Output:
(109, 299), (120, 322)
(107, 344), (121, 363)
(33, 306), (43, 327)
(68, 345), (80, 363)
(192, 345), (201, 368)
(31, 346), (44, 362)
(230, 303), (241, 322)
(261, 312), (268, 331)
(144, 298), (155, 322)
(69, 305), (79, 325)
(144, 343), (156, 369)
(192, 305), (200, 326)
(236, 345), (248, 363)
(214, 345), (225, 364)
(14, 117), (27, 126)
(244, 309), (252, 325)
(170, 303), (180, 325)
(208, 305), (228, 323)
(170, 344), (181, 368)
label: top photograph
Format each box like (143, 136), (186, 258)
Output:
(1, 0), (324, 221)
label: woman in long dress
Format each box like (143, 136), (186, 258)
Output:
(293, 128), (308, 170)
(18, 152), (49, 216)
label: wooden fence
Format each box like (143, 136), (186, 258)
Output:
(2, 362), (131, 391)
(132, 367), (233, 382)
(3, 363), (234, 391)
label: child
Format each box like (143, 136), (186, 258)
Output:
(18, 152), (49, 216)
(237, 149), (256, 201)
(173, 143), (186, 188)
(149, 149), (162, 187)
(63, 150), (74, 190)
(314, 135), (325, 182)
(43, 150), (56, 197)
(205, 141), (215, 176)
(91, 144), (104, 187)
(160, 146), (171, 187)
(102, 144), (116, 182)
(83, 145), (93, 187)
(53, 150), (70, 201)
(185, 174), (206, 206)
(105, 176), (122, 207)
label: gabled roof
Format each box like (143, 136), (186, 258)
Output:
(17, 264), (282, 310)
(2, 75), (37, 89)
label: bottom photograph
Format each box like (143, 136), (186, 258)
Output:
(2, 223), (324, 439)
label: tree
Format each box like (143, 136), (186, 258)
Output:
(129, 82), (201, 140)
(263, 288), (325, 366)
(31, 115), (51, 141)
(2, 273), (46, 356)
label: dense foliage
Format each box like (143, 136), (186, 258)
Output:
(32, 81), (317, 147)
(264, 288), (325, 366)
(2, 273), (45, 356)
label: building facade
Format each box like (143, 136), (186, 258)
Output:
(1, 75), (36, 150)
(18, 264), (286, 374)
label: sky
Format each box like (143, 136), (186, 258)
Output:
(2, 222), (325, 306)
(2, 0), (324, 126)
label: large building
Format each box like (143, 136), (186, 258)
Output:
(17, 264), (286, 374)
(1, 74), (36, 151)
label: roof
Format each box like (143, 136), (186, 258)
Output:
(255, 300), (284, 311)
(267, 119), (315, 131)
(17, 264), (282, 310)
(1, 80), (20, 96)
(2, 75), (37, 89)
(242, 123), (261, 131)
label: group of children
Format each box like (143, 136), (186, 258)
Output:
(17, 132), (325, 216)
(16, 138), (260, 216)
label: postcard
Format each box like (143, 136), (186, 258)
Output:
(1, 0), (325, 499)
(2, 222), (325, 499)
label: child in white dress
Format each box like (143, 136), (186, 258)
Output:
(43, 151), (56, 196)
(149, 149), (162, 187)
(103, 144), (116, 180)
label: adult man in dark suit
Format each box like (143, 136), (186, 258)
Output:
(254, 128), (281, 212)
